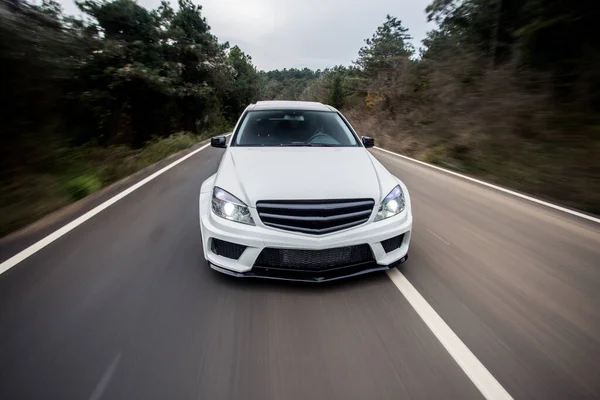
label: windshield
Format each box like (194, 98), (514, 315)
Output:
(232, 110), (361, 147)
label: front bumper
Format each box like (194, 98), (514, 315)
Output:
(199, 190), (412, 282)
(209, 256), (408, 283)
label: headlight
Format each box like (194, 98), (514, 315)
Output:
(211, 187), (255, 225)
(374, 185), (405, 221)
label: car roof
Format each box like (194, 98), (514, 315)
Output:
(249, 100), (336, 112)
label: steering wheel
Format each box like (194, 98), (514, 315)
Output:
(307, 131), (329, 143)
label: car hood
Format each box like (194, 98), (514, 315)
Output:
(213, 147), (398, 207)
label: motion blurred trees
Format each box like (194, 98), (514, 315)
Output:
(1, 0), (78, 175)
(0, 0), (259, 175)
(342, 2), (600, 212)
(424, 0), (600, 109)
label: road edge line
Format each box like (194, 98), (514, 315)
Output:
(387, 269), (514, 400)
(374, 146), (600, 224)
(0, 142), (213, 275)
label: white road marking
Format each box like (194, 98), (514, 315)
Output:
(387, 269), (513, 400)
(374, 147), (600, 224)
(89, 352), (122, 400)
(0, 142), (213, 275)
(426, 228), (450, 246)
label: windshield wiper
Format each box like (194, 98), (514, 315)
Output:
(281, 143), (337, 147)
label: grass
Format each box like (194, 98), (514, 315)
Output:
(0, 131), (215, 237)
(66, 174), (102, 200)
(421, 145), (447, 166)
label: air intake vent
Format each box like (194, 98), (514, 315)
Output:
(254, 245), (374, 271)
(256, 199), (375, 234)
(211, 238), (246, 259)
(381, 234), (404, 253)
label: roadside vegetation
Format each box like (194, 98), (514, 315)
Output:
(0, 132), (214, 236)
(1, 0), (598, 236)
(261, 3), (600, 215)
(1, 0), (251, 235)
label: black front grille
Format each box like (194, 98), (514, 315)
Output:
(211, 238), (246, 260)
(256, 199), (375, 234)
(381, 234), (404, 253)
(254, 244), (374, 271)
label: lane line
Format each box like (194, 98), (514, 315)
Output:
(0, 142), (213, 275)
(387, 269), (513, 400)
(374, 147), (600, 224)
(426, 228), (450, 246)
(89, 352), (122, 400)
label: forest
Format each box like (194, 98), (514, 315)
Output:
(1, 0), (599, 235)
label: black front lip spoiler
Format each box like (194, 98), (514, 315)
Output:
(209, 255), (408, 283)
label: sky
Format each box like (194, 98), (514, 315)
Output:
(57, 0), (434, 71)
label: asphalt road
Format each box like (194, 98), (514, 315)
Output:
(0, 146), (599, 400)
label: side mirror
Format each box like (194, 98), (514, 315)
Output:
(211, 135), (227, 148)
(361, 136), (375, 148)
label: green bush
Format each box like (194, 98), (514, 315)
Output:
(66, 174), (102, 200)
(421, 145), (447, 165)
(137, 132), (198, 165)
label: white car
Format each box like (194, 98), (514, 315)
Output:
(199, 101), (412, 282)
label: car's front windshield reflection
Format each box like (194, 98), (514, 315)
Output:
(233, 110), (360, 147)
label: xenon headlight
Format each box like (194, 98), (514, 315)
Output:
(374, 185), (405, 221)
(211, 187), (255, 225)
